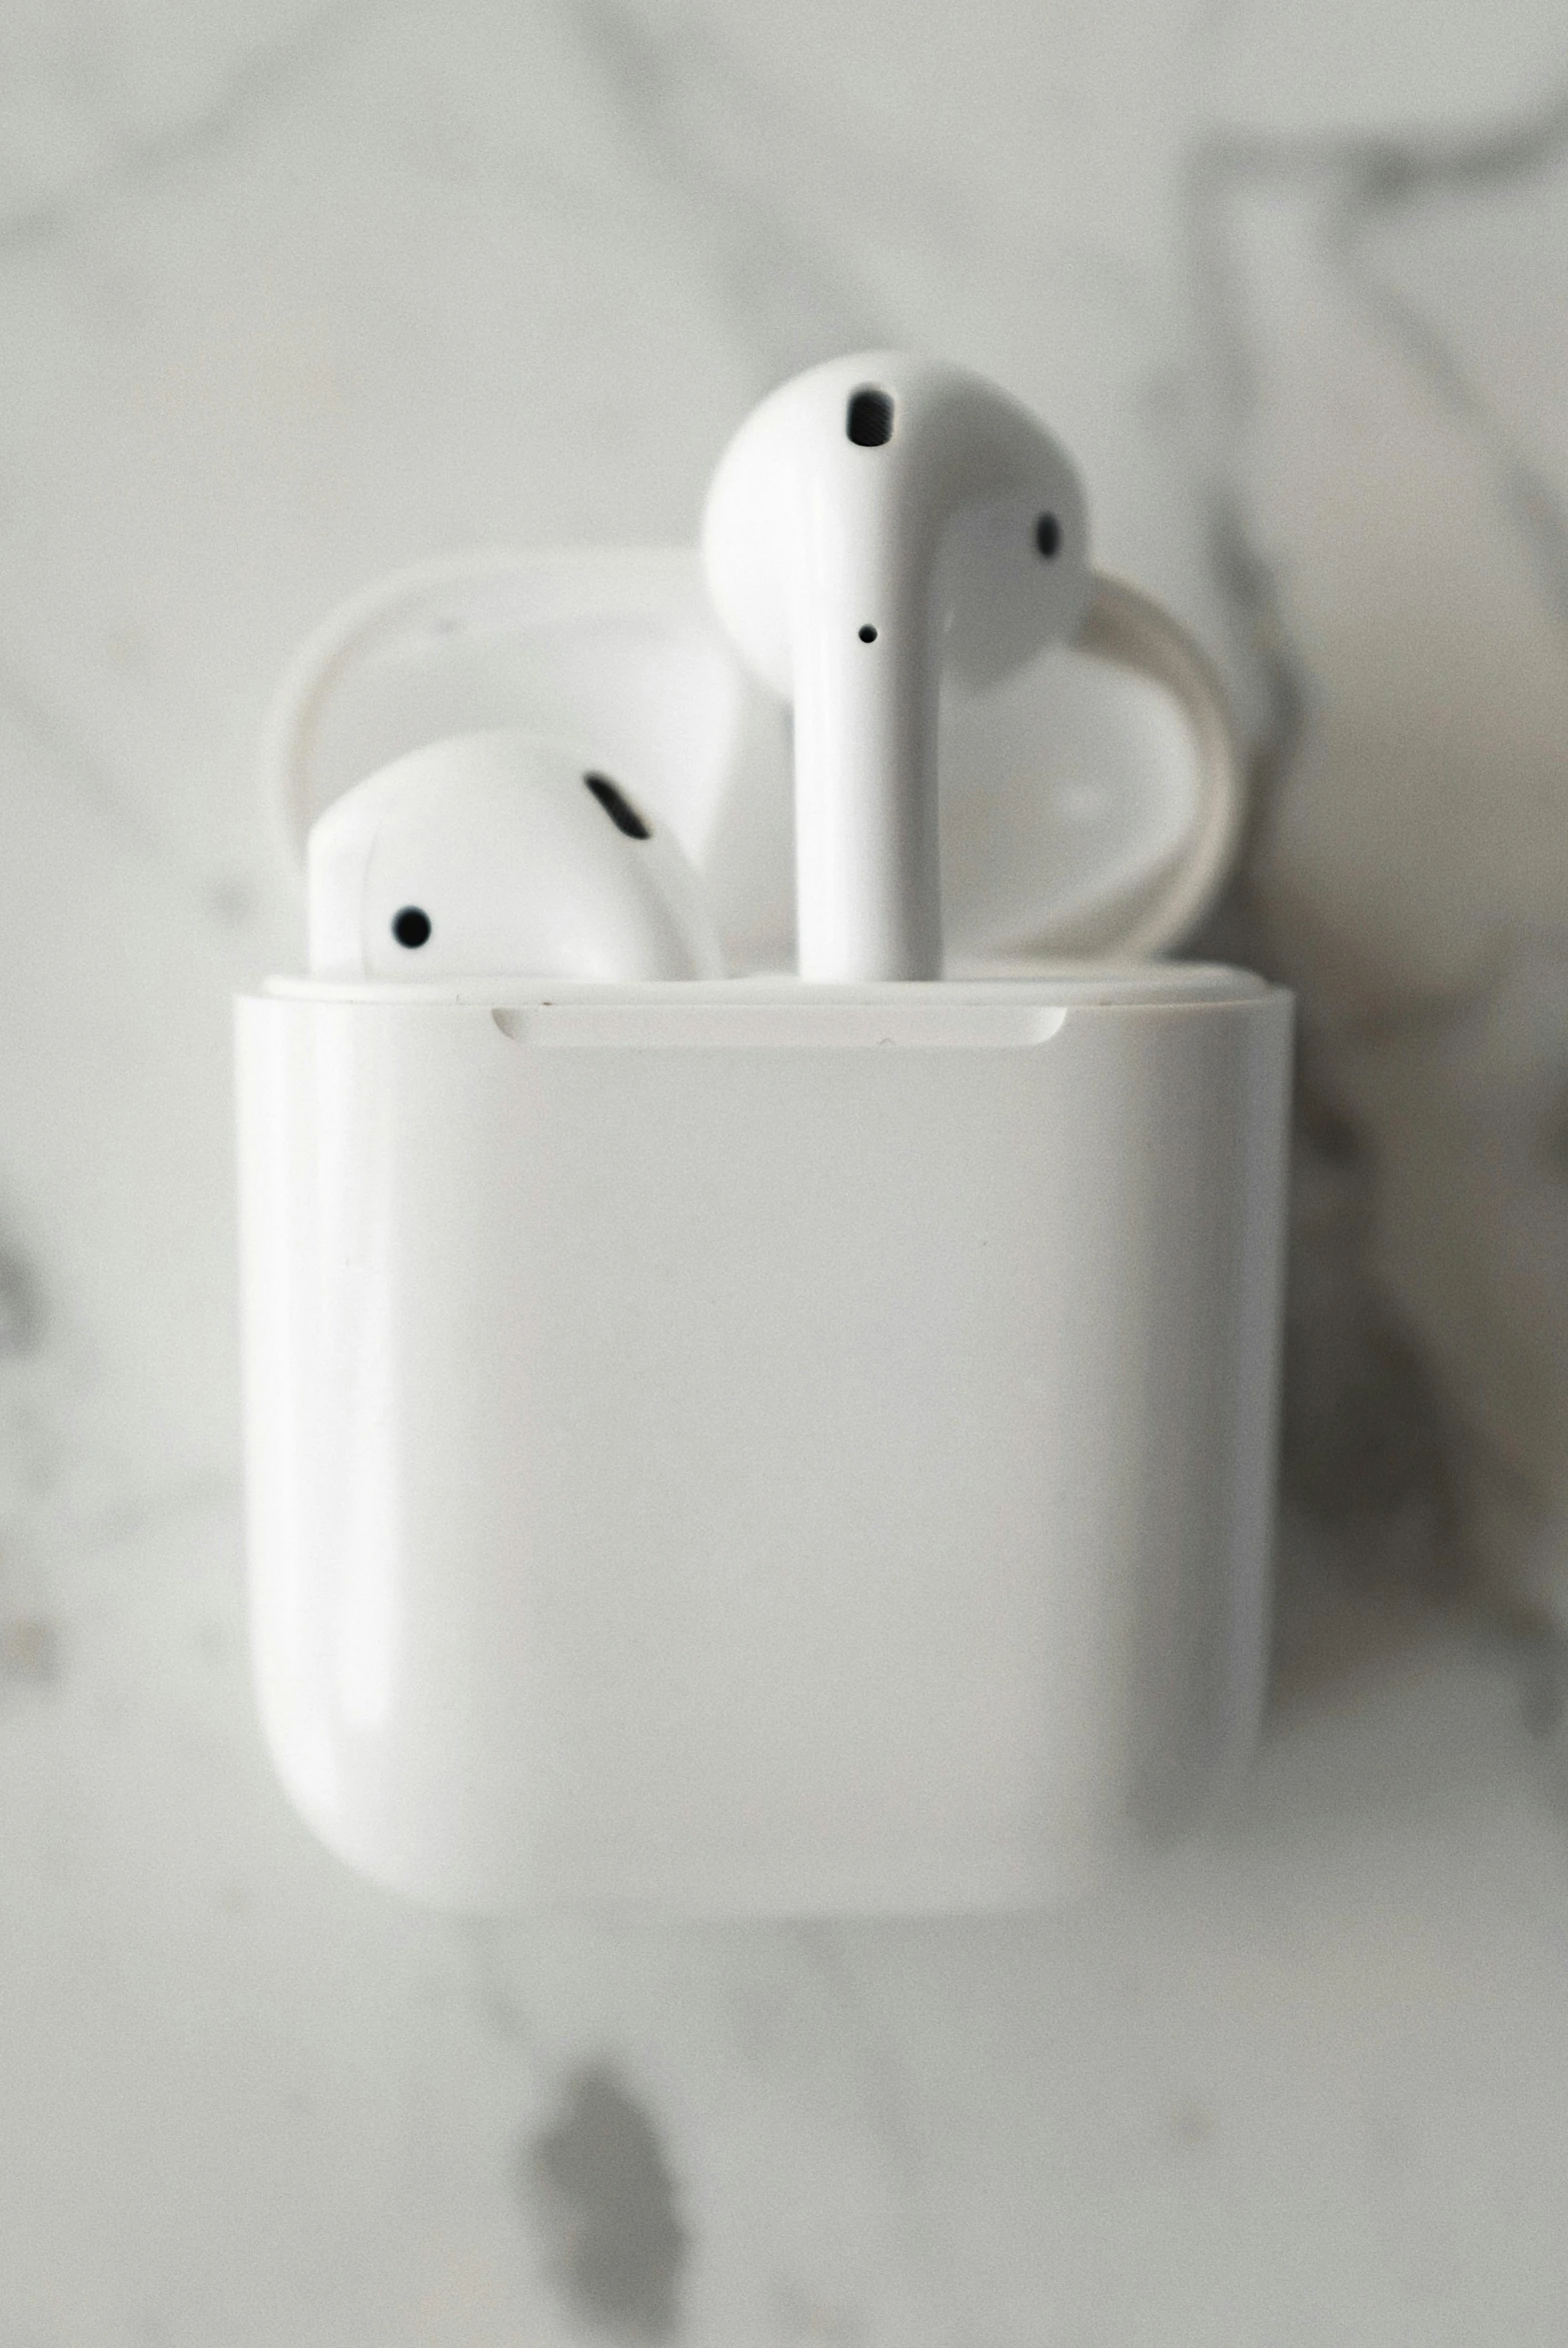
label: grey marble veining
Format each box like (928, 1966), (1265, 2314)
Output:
(1186, 68), (1568, 1657)
(4, 1), (1568, 2340)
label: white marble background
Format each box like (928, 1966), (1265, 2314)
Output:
(5, 1), (1568, 2340)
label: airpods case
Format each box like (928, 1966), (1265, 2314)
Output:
(237, 552), (1291, 1914)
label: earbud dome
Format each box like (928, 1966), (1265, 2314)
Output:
(700, 352), (1091, 700)
(307, 731), (725, 981)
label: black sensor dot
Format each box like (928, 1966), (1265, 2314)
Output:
(584, 772), (652, 839)
(1034, 512), (1061, 559)
(845, 387), (894, 447)
(392, 906), (431, 949)
(858, 624), (877, 643)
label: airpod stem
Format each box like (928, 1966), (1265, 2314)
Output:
(792, 562), (942, 980)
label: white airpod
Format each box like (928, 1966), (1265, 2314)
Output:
(701, 351), (1093, 981)
(306, 730), (725, 980)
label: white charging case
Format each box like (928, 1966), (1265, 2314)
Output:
(237, 552), (1292, 1915)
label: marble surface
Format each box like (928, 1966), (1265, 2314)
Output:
(5, 0), (1568, 2339)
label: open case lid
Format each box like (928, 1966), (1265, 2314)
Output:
(261, 549), (1245, 975)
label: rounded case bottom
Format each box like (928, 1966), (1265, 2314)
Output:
(237, 974), (1291, 1914)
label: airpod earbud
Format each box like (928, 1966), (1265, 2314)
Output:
(701, 352), (1093, 982)
(307, 731), (725, 980)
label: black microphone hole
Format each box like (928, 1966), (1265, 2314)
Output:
(858, 624), (877, 643)
(584, 772), (652, 839)
(845, 387), (894, 447)
(1034, 512), (1061, 559)
(392, 906), (432, 949)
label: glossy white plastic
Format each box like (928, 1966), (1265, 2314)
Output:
(238, 969), (1290, 1914)
(260, 548), (1245, 971)
(702, 353), (1092, 980)
(239, 537), (1291, 1916)
(307, 732), (724, 981)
